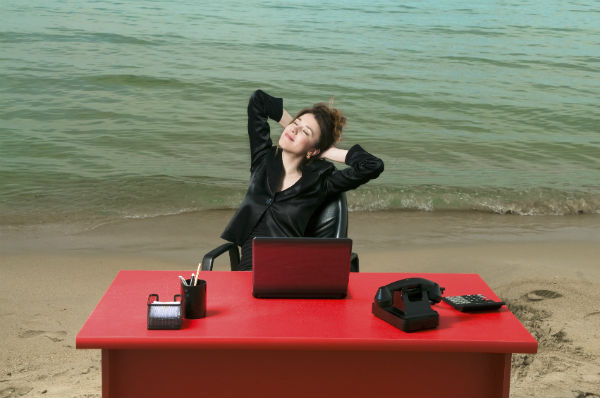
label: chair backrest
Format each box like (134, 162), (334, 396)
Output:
(202, 192), (357, 272)
(305, 192), (348, 238)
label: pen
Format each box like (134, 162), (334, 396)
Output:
(179, 275), (188, 286)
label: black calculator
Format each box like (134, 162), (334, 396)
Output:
(442, 294), (505, 312)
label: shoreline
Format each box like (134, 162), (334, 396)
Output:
(3, 208), (599, 249)
(1, 210), (599, 397)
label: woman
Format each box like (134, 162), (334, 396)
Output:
(221, 89), (384, 270)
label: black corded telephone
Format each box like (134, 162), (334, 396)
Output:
(372, 278), (445, 332)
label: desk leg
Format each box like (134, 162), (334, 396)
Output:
(101, 349), (512, 398)
(101, 350), (110, 398)
(501, 354), (512, 398)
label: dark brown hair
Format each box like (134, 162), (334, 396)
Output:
(294, 102), (346, 153)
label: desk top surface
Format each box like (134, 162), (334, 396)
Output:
(76, 271), (537, 353)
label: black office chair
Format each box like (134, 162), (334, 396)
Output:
(201, 192), (359, 272)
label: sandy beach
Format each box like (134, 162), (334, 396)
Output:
(1, 210), (599, 397)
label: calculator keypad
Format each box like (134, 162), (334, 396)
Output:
(442, 294), (504, 312)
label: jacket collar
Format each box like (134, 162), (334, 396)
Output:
(266, 148), (332, 198)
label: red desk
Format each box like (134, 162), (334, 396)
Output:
(77, 271), (537, 398)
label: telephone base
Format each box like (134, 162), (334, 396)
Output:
(372, 302), (439, 332)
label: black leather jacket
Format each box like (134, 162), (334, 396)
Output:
(221, 89), (384, 245)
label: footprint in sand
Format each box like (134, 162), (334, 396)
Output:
(574, 390), (600, 398)
(583, 311), (600, 327)
(18, 330), (44, 338)
(18, 329), (67, 342)
(81, 366), (95, 375)
(524, 289), (563, 302)
(583, 311), (600, 319)
(0, 386), (33, 397)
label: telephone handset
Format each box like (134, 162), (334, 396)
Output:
(372, 278), (445, 332)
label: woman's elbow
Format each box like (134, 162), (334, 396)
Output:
(249, 89), (268, 104)
(370, 157), (384, 179)
(247, 89), (265, 114)
(358, 159), (384, 181)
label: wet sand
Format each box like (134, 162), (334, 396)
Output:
(1, 210), (599, 397)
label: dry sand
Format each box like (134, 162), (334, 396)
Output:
(1, 210), (599, 397)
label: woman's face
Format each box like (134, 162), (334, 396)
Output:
(278, 113), (321, 157)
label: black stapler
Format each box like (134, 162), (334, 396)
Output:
(372, 278), (445, 332)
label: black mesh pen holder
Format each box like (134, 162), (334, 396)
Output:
(147, 294), (182, 330)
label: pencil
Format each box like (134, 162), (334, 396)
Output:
(194, 262), (202, 286)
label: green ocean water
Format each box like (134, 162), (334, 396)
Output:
(1, 0), (599, 226)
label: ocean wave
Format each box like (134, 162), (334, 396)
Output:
(0, 30), (157, 45)
(84, 74), (189, 88)
(428, 27), (507, 38)
(1, 172), (599, 228)
(439, 55), (528, 69)
(346, 186), (600, 216)
(76, 185), (600, 221)
(123, 208), (201, 220)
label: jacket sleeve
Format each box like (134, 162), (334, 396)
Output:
(247, 89), (284, 171)
(324, 144), (384, 195)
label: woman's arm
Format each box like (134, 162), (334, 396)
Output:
(247, 90), (283, 170)
(324, 144), (384, 194)
(278, 109), (293, 127)
(319, 146), (348, 163)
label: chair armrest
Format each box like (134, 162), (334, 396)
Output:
(350, 252), (359, 273)
(202, 243), (240, 271)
